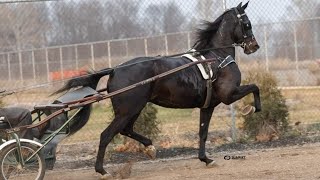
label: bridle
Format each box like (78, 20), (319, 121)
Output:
(230, 8), (255, 49)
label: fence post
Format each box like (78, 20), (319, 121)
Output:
(226, 0), (237, 141)
(7, 53), (11, 81)
(230, 104), (237, 141)
(293, 24), (299, 85)
(75, 45), (79, 70)
(59, 47), (64, 79)
(18, 50), (23, 83)
(222, 0), (227, 10)
(107, 41), (112, 68)
(187, 32), (191, 50)
(165, 35), (168, 55)
(90, 44), (95, 70)
(125, 40), (129, 57)
(264, 26), (269, 72)
(32, 50), (36, 81)
(144, 38), (148, 56)
(45, 48), (50, 82)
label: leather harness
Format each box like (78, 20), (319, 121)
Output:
(182, 50), (236, 108)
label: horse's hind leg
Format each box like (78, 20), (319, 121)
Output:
(95, 96), (149, 175)
(120, 114), (153, 145)
(120, 113), (156, 158)
(95, 114), (135, 175)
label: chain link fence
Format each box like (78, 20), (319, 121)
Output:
(0, 0), (319, 144)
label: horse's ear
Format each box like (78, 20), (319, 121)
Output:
(242, 1), (249, 10)
(237, 2), (242, 9)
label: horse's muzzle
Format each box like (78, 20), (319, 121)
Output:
(243, 37), (259, 54)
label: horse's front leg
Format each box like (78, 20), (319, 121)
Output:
(198, 108), (215, 166)
(222, 84), (261, 112)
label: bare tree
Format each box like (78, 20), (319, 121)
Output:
(272, 0), (320, 60)
(49, 0), (107, 45)
(286, 0), (319, 19)
(144, 4), (165, 35)
(144, 2), (187, 35)
(196, 0), (223, 21)
(0, 3), (50, 51)
(163, 2), (187, 33)
(103, 0), (143, 39)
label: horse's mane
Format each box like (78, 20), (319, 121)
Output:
(193, 13), (225, 50)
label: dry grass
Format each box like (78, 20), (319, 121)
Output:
(281, 88), (320, 124)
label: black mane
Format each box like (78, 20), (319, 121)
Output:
(193, 13), (225, 50)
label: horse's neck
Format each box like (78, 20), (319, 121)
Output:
(203, 46), (235, 59)
(210, 30), (236, 59)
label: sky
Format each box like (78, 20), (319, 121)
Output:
(145, 0), (295, 25)
(226, 0), (290, 24)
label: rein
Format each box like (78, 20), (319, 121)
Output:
(113, 43), (241, 70)
(0, 44), (241, 96)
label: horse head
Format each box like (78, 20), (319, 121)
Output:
(194, 1), (259, 56)
(231, 1), (259, 54)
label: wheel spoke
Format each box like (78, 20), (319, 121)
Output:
(1, 144), (44, 180)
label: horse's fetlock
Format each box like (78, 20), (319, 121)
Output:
(95, 167), (107, 175)
(198, 156), (207, 162)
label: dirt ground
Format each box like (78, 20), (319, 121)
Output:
(43, 142), (320, 180)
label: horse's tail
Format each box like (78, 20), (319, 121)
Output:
(67, 104), (92, 136)
(53, 68), (114, 94)
(52, 68), (114, 136)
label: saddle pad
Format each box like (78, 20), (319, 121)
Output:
(182, 54), (213, 80)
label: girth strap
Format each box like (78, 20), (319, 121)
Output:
(202, 55), (236, 108)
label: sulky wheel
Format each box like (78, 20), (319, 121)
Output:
(0, 142), (46, 180)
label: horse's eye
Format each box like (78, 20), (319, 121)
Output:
(243, 22), (252, 30)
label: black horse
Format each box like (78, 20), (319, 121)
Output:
(55, 2), (261, 177)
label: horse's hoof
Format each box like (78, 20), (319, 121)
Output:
(241, 105), (256, 115)
(144, 145), (156, 159)
(206, 160), (217, 168)
(100, 172), (113, 180)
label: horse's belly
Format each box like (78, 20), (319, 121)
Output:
(151, 98), (198, 108)
(150, 86), (203, 108)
